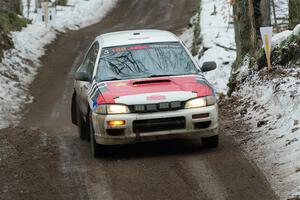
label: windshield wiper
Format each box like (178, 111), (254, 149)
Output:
(100, 78), (123, 82)
(146, 73), (194, 78)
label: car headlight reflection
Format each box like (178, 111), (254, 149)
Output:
(96, 104), (130, 114)
(185, 96), (216, 109)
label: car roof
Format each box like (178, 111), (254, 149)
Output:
(96, 29), (180, 47)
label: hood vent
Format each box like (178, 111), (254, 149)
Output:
(133, 79), (171, 85)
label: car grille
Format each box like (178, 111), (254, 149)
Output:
(129, 101), (184, 113)
(133, 117), (186, 133)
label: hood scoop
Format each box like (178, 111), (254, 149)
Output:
(133, 79), (171, 86)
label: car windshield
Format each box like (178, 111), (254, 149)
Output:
(95, 42), (199, 81)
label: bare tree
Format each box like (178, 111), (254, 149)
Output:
(270, 0), (279, 32)
(289, 0), (300, 29)
(26, 0), (31, 18)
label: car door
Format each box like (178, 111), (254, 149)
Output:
(75, 42), (100, 117)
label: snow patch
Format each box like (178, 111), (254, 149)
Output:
(180, 0), (236, 95)
(272, 0), (289, 28)
(199, 0), (236, 95)
(272, 24), (300, 48)
(293, 24), (300, 35)
(272, 30), (292, 47)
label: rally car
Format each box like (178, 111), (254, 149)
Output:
(71, 29), (218, 157)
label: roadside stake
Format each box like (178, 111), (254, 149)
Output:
(42, 1), (49, 28)
(260, 27), (273, 71)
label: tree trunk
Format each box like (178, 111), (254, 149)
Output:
(229, 0), (271, 95)
(260, 0), (271, 26)
(232, 0), (271, 70)
(289, 0), (300, 29)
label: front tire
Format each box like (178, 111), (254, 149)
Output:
(77, 105), (89, 141)
(202, 135), (219, 148)
(89, 112), (108, 157)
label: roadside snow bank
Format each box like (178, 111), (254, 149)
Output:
(235, 67), (300, 200)
(233, 25), (300, 199)
(0, 0), (117, 129)
(181, 0), (236, 94)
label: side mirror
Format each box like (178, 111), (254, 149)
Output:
(75, 71), (91, 82)
(201, 61), (217, 72)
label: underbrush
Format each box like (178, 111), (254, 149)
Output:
(0, 11), (28, 61)
(258, 32), (300, 69)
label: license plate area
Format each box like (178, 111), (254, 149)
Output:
(133, 117), (186, 133)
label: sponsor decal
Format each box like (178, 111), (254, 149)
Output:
(105, 43), (182, 55)
(112, 45), (149, 53)
(112, 47), (127, 53)
(88, 82), (108, 105)
(92, 100), (98, 110)
(146, 95), (166, 101)
(128, 45), (149, 51)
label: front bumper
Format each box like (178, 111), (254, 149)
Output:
(91, 105), (219, 145)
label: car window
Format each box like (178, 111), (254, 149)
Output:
(96, 42), (199, 82)
(80, 42), (99, 77)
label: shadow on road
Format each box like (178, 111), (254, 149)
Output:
(87, 138), (217, 160)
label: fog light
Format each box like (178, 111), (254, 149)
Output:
(192, 113), (209, 119)
(107, 120), (126, 127)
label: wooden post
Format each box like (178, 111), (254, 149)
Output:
(271, 0), (279, 32)
(26, 0), (30, 18)
(42, 1), (49, 27)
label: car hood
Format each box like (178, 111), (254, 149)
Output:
(89, 75), (214, 106)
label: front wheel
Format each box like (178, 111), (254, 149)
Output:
(202, 135), (219, 148)
(89, 112), (108, 158)
(77, 105), (89, 141)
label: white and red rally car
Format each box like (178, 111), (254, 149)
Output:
(71, 30), (218, 157)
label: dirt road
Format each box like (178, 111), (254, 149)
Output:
(1, 0), (278, 199)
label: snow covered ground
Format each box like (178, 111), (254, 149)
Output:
(272, 0), (289, 29)
(181, 0), (236, 95)
(0, 0), (117, 129)
(233, 25), (300, 200)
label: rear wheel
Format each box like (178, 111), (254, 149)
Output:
(202, 135), (219, 148)
(89, 112), (108, 158)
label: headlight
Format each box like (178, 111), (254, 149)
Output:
(185, 96), (216, 109)
(107, 104), (129, 114)
(96, 104), (130, 114)
(185, 97), (206, 108)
